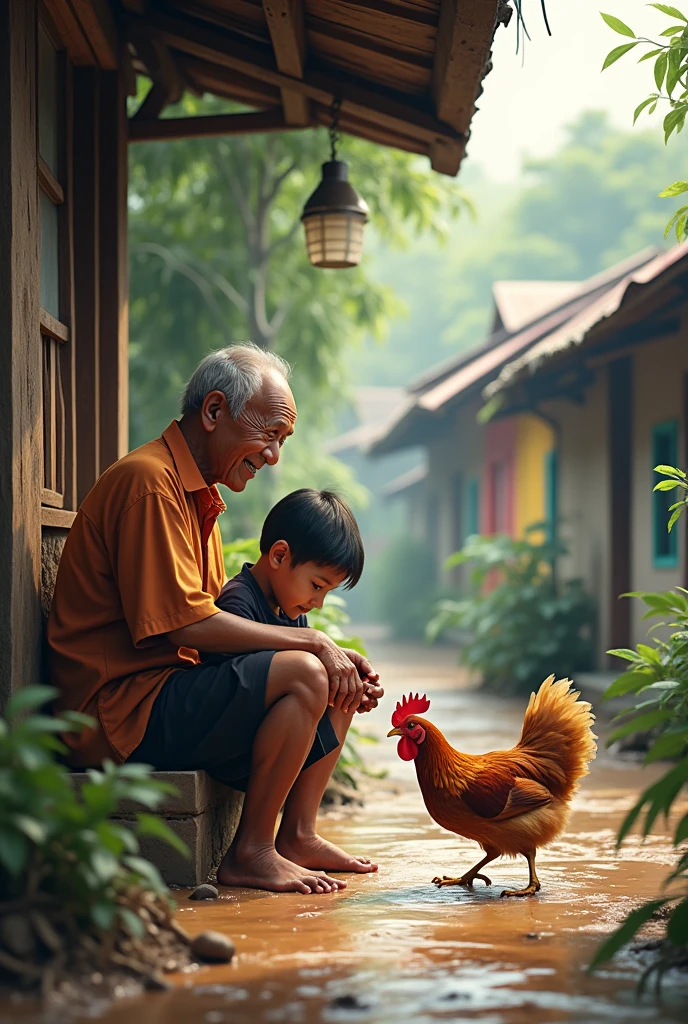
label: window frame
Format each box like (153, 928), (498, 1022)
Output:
(464, 476), (480, 541)
(544, 447), (558, 544)
(652, 419), (679, 570)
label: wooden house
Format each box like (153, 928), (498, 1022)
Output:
(371, 244), (688, 667)
(1, 0), (508, 708)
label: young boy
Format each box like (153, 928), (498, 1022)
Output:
(214, 489), (380, 891)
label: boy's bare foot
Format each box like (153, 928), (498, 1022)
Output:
(217, 842), (346, 894)
(276, 832), (378, 874)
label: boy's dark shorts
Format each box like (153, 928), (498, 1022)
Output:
(129, 651), (339, 790)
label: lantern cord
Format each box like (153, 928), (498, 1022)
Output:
(329, 97), (342, 161)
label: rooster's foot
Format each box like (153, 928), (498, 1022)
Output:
(499, 881), (541, 898)
(432, 873), (492, 888)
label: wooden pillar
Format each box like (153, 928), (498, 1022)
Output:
(0, 0), (43, 702)
(73, 66), (101, 503)
(98, 67), (129, 470)
(608, 356), (633, 655)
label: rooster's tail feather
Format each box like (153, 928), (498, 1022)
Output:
(517, 674), (597, 801)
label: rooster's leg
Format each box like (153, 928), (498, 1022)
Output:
(499, 850), (541, 898)
(432, 850), (497, 889)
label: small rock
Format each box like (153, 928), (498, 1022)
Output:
(0, 914), (36, 958)
(525, 932), (540, 940)
(329, 994), (371, 1011)
(190, 931), (235, 963)
(189, 884), (219, 901)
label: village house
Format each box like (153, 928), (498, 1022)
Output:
(1, 0), (507, 882)
(370, 243), (688, 666)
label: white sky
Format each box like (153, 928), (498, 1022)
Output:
(465, 0), (676, 180)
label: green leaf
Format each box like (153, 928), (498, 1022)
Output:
(633, 96), (657, 122)
(654, 464), (687, 475)
(12, 814), (47, 844)
(124, 855), (166, 891)
(91, 901), (117, 931)
(668, 507), (684, 532)
(639, 48), (665, 62)
(661, 24), (686, 35)
(645, 729), (688, 763)
(675, 812), (688, 844)
(650, 4), (688, 21)
(136, 813), (190, 858)
(0, 829), (28, 876)
(655, 51), (669, 90)
(667, 897), (688, 946)
(118, 906), (146, 940)
(4, 685), (57, 721)
(663, 106), (685, 141)
(603, 42), (638, 69)
(608, 708), (674, 744)
(589, 899), (671, 970)
(636, 643), (662, 665)
(90, 849), (120, 883)
(604, 670), (654, 699)
(600, 13), (636, 37)
(654, 479), (681, 491)
(606, 648), (642, 662)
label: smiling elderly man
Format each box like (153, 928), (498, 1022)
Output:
(48, 344), (383, 895)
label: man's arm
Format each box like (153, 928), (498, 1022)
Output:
(167, 612), (375, 712)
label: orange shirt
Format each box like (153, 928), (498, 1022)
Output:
(48, 421), (226, 766)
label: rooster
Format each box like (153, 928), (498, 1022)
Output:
(387, 675), (596, 897)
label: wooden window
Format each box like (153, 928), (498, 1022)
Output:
(38, 14), (74, 518)
(652, 420), (679, 569)
(450, 473), (463, 552)
(464, 476), (480, 540)
(491, 461), (508, 534)
(544, 448), (558, 544)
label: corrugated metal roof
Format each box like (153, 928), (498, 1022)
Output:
(484, 242), (688, 400)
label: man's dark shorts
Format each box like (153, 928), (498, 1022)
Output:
(129, 651), (339, 790)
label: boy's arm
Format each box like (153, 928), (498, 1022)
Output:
(167, 611), (367, 710)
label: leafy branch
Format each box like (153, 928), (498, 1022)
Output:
(602, 4), (688, 239)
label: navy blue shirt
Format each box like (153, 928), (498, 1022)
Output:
(216, 563), (308, 628)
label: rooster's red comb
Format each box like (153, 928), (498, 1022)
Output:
(391, 692), (430, 727)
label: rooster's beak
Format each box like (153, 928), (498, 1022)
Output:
(387, 727), (402, 737)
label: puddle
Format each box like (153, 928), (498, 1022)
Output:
(3, 640), (687, 1022)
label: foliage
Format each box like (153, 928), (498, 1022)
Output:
(601, 4), (688, 240)
(653, 463), (688, 532)
(372, 534), (438, 640)
(426, 531), (595, 694)
(590, 586), (688, 985)
(0, 687), (186, 936)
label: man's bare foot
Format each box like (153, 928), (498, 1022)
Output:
(217, 842), (346, 894)
(276, 831), (378, 874)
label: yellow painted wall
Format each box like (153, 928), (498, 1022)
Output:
(514, 413), (555, 538)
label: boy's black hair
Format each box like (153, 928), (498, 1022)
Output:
(259, 489), (364, 589)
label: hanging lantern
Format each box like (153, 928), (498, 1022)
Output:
(301, 99), (369, 269)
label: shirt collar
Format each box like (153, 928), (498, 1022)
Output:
(162, 420), (216, 496)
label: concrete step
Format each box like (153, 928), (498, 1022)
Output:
(70, 770), (243, 887)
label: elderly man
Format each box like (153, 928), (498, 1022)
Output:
(48, 344), (383, 895)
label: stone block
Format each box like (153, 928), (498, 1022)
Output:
(69, 770), (243, 887)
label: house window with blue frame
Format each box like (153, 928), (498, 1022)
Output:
(464, 476), (480, 541)
(544, 448), (558, 544)
(652, 420), (679, 568)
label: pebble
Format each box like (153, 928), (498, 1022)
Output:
(329, 994), (371, 1011)
(189, 884), (219, 901)
(525, 932), (540, 940)
(190, 931), (236, 963)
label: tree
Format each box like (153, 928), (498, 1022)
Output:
(601, 4), (688, 239)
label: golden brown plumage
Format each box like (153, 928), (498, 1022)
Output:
(387, 676), (597, 896)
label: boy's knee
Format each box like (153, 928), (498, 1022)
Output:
(272, 650), (329, 716)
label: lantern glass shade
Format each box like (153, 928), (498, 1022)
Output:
(301, 160), (369, 269)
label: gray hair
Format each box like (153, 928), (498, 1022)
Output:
(181, 343), (292, 419)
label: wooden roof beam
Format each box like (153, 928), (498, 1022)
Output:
(430, 0), (501, 174)
(262, 1), (310, 126)
(68, 0), (118, 69)
(129, 107), (300, 142)
(127, 8), (465, 153)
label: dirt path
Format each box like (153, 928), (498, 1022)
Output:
(67, 634), (688, 1022)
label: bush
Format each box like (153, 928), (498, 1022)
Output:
(426, 530), (595, 694)
(373, 534), (438, 640)
(0, 687), (188, 990)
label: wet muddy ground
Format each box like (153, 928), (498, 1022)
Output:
(5, 634), (688, 1023)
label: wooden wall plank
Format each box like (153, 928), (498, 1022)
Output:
(59, 56), (78, 512)
(0, 0), (43, 701)
(99, 66), (129, 471)
(608, 356), (633, 654)
(72, 66), (101, 502)
(431, 0), (499, 131)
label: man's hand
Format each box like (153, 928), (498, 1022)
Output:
(312, 637), (382, 714)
